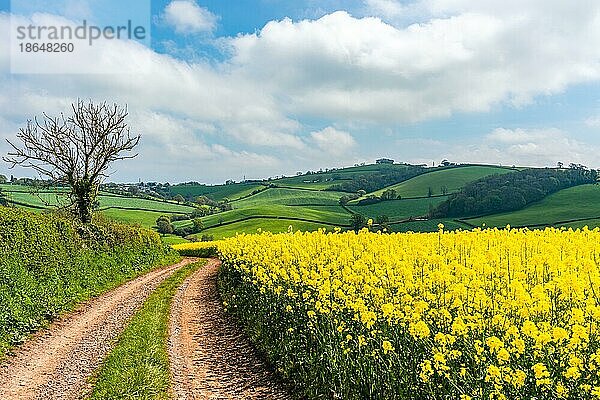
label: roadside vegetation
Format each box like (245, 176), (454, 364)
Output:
(0, 207), (179, 358)
(88, 260), (204, 400)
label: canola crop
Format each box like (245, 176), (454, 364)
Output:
(216, 226), (600, 399)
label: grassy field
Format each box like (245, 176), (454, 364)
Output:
(348, 197), (448, 221)
(169, 182), (264, 201)
(175, 204), (351, 230)
(233, 187), (345, 206)
(273, 163), (420, 190)
(1, 185), (197, 231)
(197, 218), (339, 239)
(390, 218), (471, 232)
(5, 164), (597, 239)
(366, 165), (514, 198)
(463, 184), (600, 228)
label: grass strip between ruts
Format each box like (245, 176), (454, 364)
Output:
(87, 259), (206, 400)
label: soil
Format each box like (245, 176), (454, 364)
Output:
(0, 258), (196, 400)
(169, 258), (292, 400)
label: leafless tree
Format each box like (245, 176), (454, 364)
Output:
(4, 100), (140, 223)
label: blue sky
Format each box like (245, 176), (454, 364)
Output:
(1, 0), (600, 183)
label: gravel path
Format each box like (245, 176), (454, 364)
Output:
(0, 257), (196, 400)
(169, 258), (292, 400)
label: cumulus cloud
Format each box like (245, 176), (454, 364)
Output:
(449, 128), (596, 167)
(310, 127), (357, 156)
(231, 6), (600, 123)
(4, 1), (600, 180)
(163, 0), (217, 34)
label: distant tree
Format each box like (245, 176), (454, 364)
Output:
(381, 189), (397, 201)
(191, 208), (208, 218)
(218, 202), (233, 212)
(557, 161), (564, 169)
(427, 187), (433, 197)
(350, 213), (366, 232)
(375, 215), (390, 231)
(192, 218), (203, 233)
(357, 189), (367, 197)
(173, 194), (185, 204)
(156, 215), (174, 234)
(201, 234), (214, 242)
(0, 174), (6, 184)
(3, 100), (140, 223)
(128, 185), (139, 196)
(441, 185), (448, 195)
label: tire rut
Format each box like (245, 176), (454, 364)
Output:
(0, 257), (197, 400)
(169, 258), (292, 400)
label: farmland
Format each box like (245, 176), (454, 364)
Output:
(366, 165), (515, 198)
(463, 184), (600, 228)
(217, 227), (600, 399)
(4, 164), (600, 240)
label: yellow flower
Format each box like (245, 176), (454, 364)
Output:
(382, 340), (394, 354)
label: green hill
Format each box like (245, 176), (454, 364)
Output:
(0, 184), (197, 230)
(463, 184), (600, 228)
(367, 165), (515, 199)
(4, 163), (599, 240)
(169, 182), (263, 201)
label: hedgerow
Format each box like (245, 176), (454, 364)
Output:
(0, 207), (178, 357)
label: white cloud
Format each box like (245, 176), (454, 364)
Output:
(310, 127), (357, 156)
(231, 7), (600, 122)
(585, 116), (600, 127)
(163, 0), (217, 34)
(4, 2), (600, 181)
(456, 128), (596, 167)
(364, 0), (405, 18)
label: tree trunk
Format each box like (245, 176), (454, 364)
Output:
(73, 180), (97, 224)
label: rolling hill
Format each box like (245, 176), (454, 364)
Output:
(366, 165), (515, 198)
(3, 163), (599, 240)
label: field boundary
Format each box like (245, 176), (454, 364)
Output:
(203, 215), (351, 230)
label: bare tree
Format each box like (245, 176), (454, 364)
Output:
(4, 100), (140, 223)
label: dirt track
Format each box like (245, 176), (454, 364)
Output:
(0, 258), (196, 400)
(169, 258), (291, 400)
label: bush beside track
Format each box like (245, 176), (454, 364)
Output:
(0, 206), (179, 358)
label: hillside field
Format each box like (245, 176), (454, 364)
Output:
(3, 164), (600, 240)
(463, 184), (600, 228)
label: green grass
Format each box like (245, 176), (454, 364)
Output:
(390, 218), (470, 232)
(1, 185), (196, 214)
(463, 184), (600, 228)
(367, 165), (514, 199)
(169, 182), (264, 201)
(0, 207), (178, 359)
(233, 187), (345, 207)
(100, 209), (181, 229)
(197, 218), (341, 239)
(273, 164), (418, 190)
(160, 234), (189, 245)
(348, 197), (448, 221)
(194, 205), (351, 228)
(557, 218), (600, 230)
(89, 261), (203, 400)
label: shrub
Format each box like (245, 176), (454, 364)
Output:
(0, 207), (177, 357)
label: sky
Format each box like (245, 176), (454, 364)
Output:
(0, 0), (599, 183)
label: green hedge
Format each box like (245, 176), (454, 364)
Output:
(0, 207), (179, 357)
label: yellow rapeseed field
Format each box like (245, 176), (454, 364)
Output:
(215, 227), (599, 399)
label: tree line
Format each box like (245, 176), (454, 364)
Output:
(328, 166), (426, 193)
(431, 167), (598, 218)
